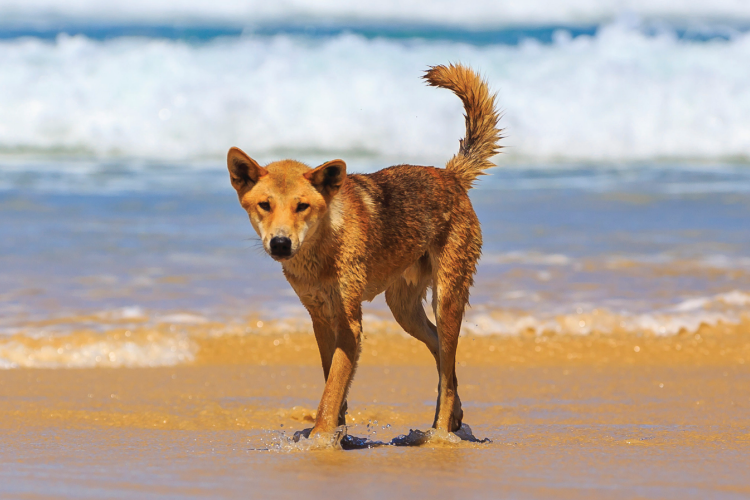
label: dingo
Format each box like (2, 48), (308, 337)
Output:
(228, 63), (502, 438)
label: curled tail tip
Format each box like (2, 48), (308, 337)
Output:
(422, 63), (475, 88)
(424, 62), (503, 190)
(421, 64), (442, 85)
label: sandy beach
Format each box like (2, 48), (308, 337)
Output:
(2, 323), (749, 499)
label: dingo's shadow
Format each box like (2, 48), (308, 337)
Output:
(293, 424), (491, 450)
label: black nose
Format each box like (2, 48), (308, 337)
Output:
(269, 236), (292, 257)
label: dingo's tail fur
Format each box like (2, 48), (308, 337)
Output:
(423, 63), (503, 190)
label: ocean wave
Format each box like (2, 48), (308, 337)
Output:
(0, 332), (196, 368)
(1, 290), (747, 368)
(464, 307), (741, 337)
(0, 21), (749, 164)
(463, 290), (750, 336)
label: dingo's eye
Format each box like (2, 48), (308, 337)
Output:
(258, 202), (271, 211)
(296, 203), (310, 213)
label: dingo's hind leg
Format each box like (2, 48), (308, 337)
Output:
(430, 211), (481, 432)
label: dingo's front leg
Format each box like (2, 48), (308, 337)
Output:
(310, 303), (362, 436)
(309, 314), (347, 426)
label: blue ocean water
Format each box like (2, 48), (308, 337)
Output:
(1, 163), (748, 361)
(3, 22), (746, 44)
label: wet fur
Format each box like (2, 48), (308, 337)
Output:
(228, 63), (502, 435)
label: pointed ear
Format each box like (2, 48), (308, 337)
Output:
(227, 147), (267, 192)
(304, 159), (347, 199)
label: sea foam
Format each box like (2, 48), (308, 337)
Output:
(1, 21), (749, 164)
(0, 334), (196, 368)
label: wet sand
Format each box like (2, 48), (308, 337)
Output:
(2, 328), (749, 499)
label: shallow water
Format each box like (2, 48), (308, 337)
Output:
(2, 163), (749, 367)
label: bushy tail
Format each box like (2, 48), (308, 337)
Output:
(423, 63), (503, 190)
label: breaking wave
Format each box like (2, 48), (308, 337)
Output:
(463, 291), (750, 337)
(1, 20), (750, 164)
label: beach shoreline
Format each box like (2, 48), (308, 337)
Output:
(2, 332), (749, 498)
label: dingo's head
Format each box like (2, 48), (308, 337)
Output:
(227, 147), (346, 261)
